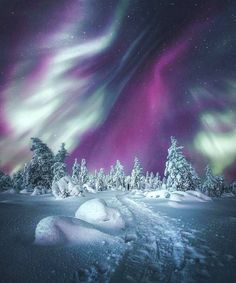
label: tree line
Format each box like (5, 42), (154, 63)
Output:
(0, 137), (235, 198)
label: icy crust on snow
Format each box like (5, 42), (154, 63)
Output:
(75, 198), (125, 232)
(34, 215), (117, 246)
(144, 189), (212, 202)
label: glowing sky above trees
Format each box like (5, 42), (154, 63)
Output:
(0, 0), (236, 180)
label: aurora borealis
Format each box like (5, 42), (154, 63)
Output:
(1, 0), (236, 180)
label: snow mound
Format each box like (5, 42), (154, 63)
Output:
(3, 188), (17, 194)
(75, 198), (125, 232)
(169, 190), (212, 202)
(221, 192), (235, 198)
(144, 190), (211, 202)
(83, 184), (96, 193)
(144, 190), (170, 199)
(34, 216), (115, 246)
(19, 188), (29, 194)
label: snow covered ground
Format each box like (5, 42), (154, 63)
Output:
(0, 190), (235, 283)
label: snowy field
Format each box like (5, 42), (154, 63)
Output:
(0, 191), (236, 283)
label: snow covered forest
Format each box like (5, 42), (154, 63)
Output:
(0, 137), (235, 198)
(0, 137), (236, 283)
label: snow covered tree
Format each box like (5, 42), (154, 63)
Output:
(52, 143), (68, 188)
(52, 162), (67, 183)
(113, 160), (125, 189)
(154, 172), (162, 189)
(55, 143), (68, 163)
(95, 168), (106, 191)
(12, 170), (24, 191)
(231, 181), (236, 195)
(107, 165), (115, 189)
(27, 137), (54, 190)
(21, 163), (30, 189)
(202, 166), (224, 197)
(0, 170), (12, 191)
(79, 159), (89, 185)
(145, 172), (161, 191)
(164, 137), (200, 191)
(125, 175), (131, 191)
(130, 157), (143, 190)
(72, 158), (80, 184)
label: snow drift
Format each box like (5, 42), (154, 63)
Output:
(144, 190), (211, 202)
(75, 198), (125, 232)
(34, 215), (116, 246)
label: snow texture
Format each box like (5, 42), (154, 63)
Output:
(34, 215), (117, 246)
(144, 189), (211, 203)
(0, 191), (235, 283)
(75, 198), (125, 232)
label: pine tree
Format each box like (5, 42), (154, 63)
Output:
(0, 170), (12, 191)
(130, 157), (143, 190)
(52, 162), (67, 183)
(164, 137), (200, 191)
(114, 160), (125, 189)
(79, 159), (89, 185)
(27, 137), (54, 190)
(52, 143), (68, 186)
(12, 170), (24, 191)
(144, 171), (150, 190)
(202, 166), (224, 197)
(22, 163), (30, 189)
(125, 175), (131, 191)
(72, 158), (80, 184)
(107, 165), (115, 189)
(55, 143), (68, 163)
(95, 168), (106, 191)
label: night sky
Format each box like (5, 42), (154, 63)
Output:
(1, 0), (236, 180)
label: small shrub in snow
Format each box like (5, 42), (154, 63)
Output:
(31, 186), (47, 196)
(20, 188), (29, 194)
(31, 188), (41, 196)
(52, 176), (83, 198)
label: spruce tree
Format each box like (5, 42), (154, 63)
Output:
(27, 137), (54, 190)
(202, 165), (224, 197)
(52, 143), (68, 185)
(0, 170), (12, 191)
(79, 159), (89, 185)
(95, 168), (107, 191)
(130, 157), (143, 190)
(164, 137), (200, 191)
(12, 170), (24, 191)
(55, 143), (67, 163)
(52, 162), (67, 183)
(107, 165), (115, 189)
(114, 160), (125, 189)
(72, 158), (80, 184)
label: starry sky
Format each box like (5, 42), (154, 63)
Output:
(0, 0), (236, 180)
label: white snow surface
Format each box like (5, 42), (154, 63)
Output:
(75, 198), (125, 232)
(0, 190), (235, 283)
(34, 215), (117, 246)
(144, 189), (212, 202)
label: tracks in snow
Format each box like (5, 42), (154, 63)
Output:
(109, 194), (197, 283)
(74, 193), (216, 283)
